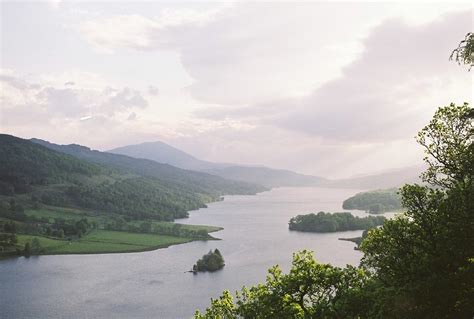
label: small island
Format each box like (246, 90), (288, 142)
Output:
(289, 212), (385, 233)
(192, 249), (225, 272)
(342, 188), (401, 214)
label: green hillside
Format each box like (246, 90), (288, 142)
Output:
(1, 135), (265, 220)
(31, 138), (266, 197)
(1, 134), (262, 257)
(342, 188), (402, 214)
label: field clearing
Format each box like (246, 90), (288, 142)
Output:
(15, 230), (195, 255)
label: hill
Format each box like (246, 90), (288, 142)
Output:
(1, 134), (265, 221)
(31, 138), (266, 199)
(203, 166), (325, 188)
(326, 166), (422, 189)
(109, 141), (224, 171)
(109, 140), (326, 188)
(342, 188), (402, 214)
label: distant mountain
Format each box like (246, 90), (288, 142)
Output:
(203, 166), (326, 188)
(326, 166), (423, 189)
(1, 135), (203, 220)
(109, 141), (326, 188)
(109, 141), (226, 171)
(31, 138), (265, 197)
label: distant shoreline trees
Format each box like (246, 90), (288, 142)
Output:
(342, 189), (401, 214)
(289, 212), (386, 233)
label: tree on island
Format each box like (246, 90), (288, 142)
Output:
(193, 249), (225, 272)
(289, 212), (385, 233)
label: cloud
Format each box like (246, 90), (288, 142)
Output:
(77, 3), (470, 110)
(101, 87), (148, 114)
(0, 72), (150, 125)
(78, 6), (225, 53)
(195, 10), (473, 143)
(78, 3), (382, 105)
(272, 11), (473, 142)
(148, 85), (159, 96)
(127, 112), (137, 121)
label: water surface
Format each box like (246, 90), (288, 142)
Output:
(0, 187), (391, 319)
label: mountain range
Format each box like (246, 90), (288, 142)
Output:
(109, 141), (422, 189)
(109, 142), (326, 188)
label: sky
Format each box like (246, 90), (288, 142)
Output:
(0, 1), (472, 178)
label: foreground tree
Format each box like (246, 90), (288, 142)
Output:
(450, 32), (474, 70)
(361, 103), (473, 318)
(195, 250), (370, 318)
(195, 103), (473, 319)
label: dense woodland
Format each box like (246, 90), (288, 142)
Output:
(288, 212), (385, 233)
(342, 188), (401, 214)
(194, 35), (474, 318)
(0, 135), (265, 221)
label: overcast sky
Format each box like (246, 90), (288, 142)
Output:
(1, 1), (472, 178)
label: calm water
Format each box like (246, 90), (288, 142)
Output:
(0, 187), (392, 319)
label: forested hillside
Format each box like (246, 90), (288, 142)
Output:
(31, 138), (266, 197)
(1, 135), (265, 220)
(342, 188), (401, 213)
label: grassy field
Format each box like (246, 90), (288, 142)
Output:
(26, 207), (222, 234)
(16, 230), (196, 255)
(128, 220), (222, 233)
(0, 205), (223, 257)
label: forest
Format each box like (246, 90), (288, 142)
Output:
(0, 135), (265, 221)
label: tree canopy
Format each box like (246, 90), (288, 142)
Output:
(450, 32), (474, 70)
(342, 188), (401, 214)
(289, 212), (385, 233)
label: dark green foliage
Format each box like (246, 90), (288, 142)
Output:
(0, 134), (102, 194)
(30, 237), (42, 253)
(360, 103), (474, 318)
(450, 32), (474, 70)
(0, 134), (265, 221)
(417, 103), (473, 188)
(342, 188), (401, 213)
(0, 232), (17, 252)
(0, 199), (28, 221)
(31, 138), (267, 197)
(289, 212), (385, 233)
(193, 249), (225, 272)
(51, 218), (92, 237)
(23, 242), (31, 256)
(195, 251), (370, 319)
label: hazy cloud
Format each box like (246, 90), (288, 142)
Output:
(148, 85), (159, 96)
(273, 11), (472, 142)
(1, 73), (150, 124)
(195, 10), (473, 143)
